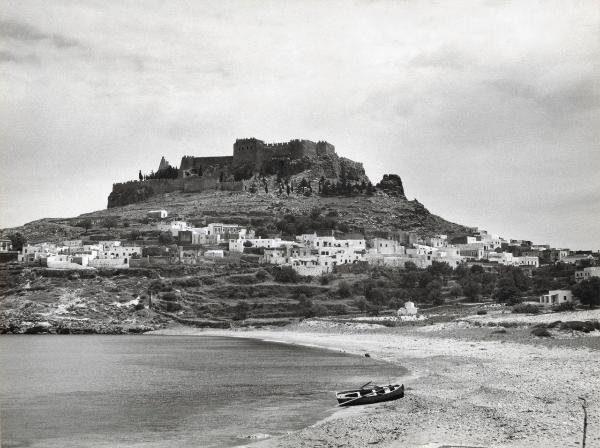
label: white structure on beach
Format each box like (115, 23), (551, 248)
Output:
(397, 301), (418, 316)
(539, 290), (574, 306)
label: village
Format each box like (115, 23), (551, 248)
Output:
(1, 208), (598, 309)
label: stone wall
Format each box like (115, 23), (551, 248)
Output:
(89, 258), (130, 269)
(107, 137), (371, 207)
(108, 179), (185, 208)
(183, 177), (218, 193)
(108, 176), (245, 207)
(179, 155), (233, 179)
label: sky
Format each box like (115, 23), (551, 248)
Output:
(1, 0), (599, 250)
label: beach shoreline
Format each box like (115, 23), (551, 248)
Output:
(149, 312), (600, 448)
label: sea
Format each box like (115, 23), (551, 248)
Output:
(0, 335), (404, 448)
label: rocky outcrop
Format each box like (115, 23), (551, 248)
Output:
(108, 145), (371, 207)
(376, 174), (406, 198)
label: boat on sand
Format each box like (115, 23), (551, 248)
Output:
(336, 382), (404, 406)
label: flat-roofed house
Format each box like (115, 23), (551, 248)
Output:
(539, 289), (573, 306)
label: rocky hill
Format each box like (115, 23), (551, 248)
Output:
(3, 184), (468, 245)
(0, 152), (474, 334)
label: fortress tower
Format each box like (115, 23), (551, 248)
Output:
(232, 138), (336, 176)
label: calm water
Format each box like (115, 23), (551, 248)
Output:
(0, 335), (404, 448)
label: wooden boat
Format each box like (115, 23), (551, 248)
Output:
(336, 382), (404, 406)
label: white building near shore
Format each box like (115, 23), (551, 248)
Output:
(539, 290), (574, 306)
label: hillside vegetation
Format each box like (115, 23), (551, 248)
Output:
(2, 189), (469, 244)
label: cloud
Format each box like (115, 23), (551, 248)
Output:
(0, 0), (599, 249)
(0, 19), (81, 48)
(0, 49), (38, 64)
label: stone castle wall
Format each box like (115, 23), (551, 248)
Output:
(107, 137), (362, 208)
(180, 155), (233, 179)
(108, 177), (244, 208)
(231, 138), (335, 173)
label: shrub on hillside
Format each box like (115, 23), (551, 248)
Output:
(366, 303), (381, 316)
(161, 292), (179, 301)
(476, 310), (488, 315)
(273, 266), (300, 283)
(531, 327), (552, 337)
(552, 302), (575, 312)
(255, 269), (269, 282)
(172, 277), (202, 287)
(353, 297), (368, 312)
(311, 304), (329, 317)
(449, 285), (464, 298)
(165, 302), (182, 312)
(149, 280), (173, 292)
(228, 275), (259, 285)
(512, 303), (540, 314)
(559, 321), (597, 333)
(337, 281), (352, 298)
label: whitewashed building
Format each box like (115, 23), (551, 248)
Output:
(575, 266), (600, 282)
(539, 290), (574, 306)
(148, 210), (168, 219)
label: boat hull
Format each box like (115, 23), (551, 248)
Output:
(336, 384), (404, 406)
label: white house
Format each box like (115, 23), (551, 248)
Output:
(97, 246), (141, 259)
(539, 289), (574, 306)
(371, 238), (405, 255)
(204, 249), (224, 258)
(455, 244), (485, 260)
(229, 237), (289, 253)
(424, 236), (448, 249)
(561, 254), (594, 265)
(148, 210), (168, 219)
(0, 239), (12, 252)
(429, 248), (464, 267)
(207, 223), (244, 236)
(290, 258), (328, 276)
(575, 266), (600, 282)
(512, 256), (539, 268)
(20, 243), (57, 262)
(157, 221), (190, 236)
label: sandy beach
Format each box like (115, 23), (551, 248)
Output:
(151, 309), (600, 448)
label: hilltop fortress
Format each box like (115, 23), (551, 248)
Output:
(108, 138), (368, 208)
(180, 138), (336, 180)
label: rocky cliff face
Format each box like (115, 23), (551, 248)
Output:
(108, 149), (372, 208)
(376, 174), (406, 198)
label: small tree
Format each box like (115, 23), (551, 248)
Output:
(404, 261), (418, 272)
(158, 232), (174, 245)
(128, 229), (141, 241)
(493, 277), (521, 304)
(353, 297), (368, 312)
(388, 296), (405, 310)
(102, 216), (119, 231)
(463, 281), (481, 300)
(572, 278), (600, 309)
(8, 232), (27, 251)
(337, 280), (352, 298)
(273, 266), (300, 283)
(233, 301), (250, 320)
(449, 284), (464, 298)
(77, 218), (93, 234)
